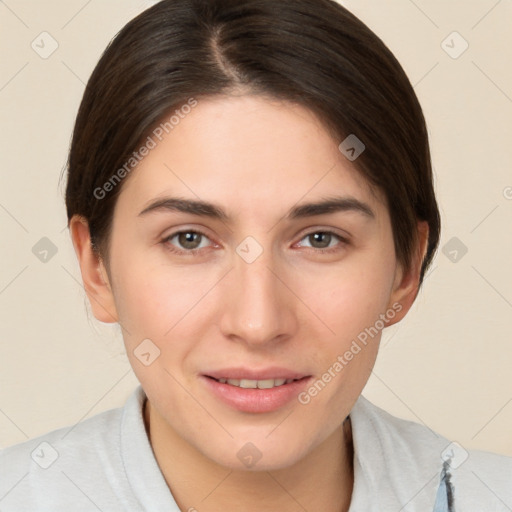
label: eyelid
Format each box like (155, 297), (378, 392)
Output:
(161, 227), (217, 255)
(294, 229), (350, 253)
(296, 226), (351, 243)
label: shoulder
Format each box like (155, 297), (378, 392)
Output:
(0, 393), (136, 511)
(351, 395), (512, 509)
(456, 447), (512, 510)
(0, 402), (122, 462)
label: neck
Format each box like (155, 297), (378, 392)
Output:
(143, 399), (354, 512)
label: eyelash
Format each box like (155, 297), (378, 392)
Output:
(161, 229), (349, 256)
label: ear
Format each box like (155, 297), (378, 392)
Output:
(69, 215), (119, 323)
(386, 220), (429, 326)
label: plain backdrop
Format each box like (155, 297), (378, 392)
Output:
(1, 0), (511, 457)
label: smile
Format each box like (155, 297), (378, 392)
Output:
(211, 377), (301, 389)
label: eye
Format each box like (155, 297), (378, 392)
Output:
(161, 229), (348, 256)
(162, 230), (213, 254)
(296, 231), (348, 252)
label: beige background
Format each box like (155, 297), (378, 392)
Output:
(0, 0), (511, 457)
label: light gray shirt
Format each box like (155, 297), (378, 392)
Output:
(1, 385), (511, 511)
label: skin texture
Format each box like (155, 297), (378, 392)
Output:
(70, 94), (428, 512)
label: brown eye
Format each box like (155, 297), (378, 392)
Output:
(308, 232), (333, 249)
(177, 232), (203, 250)
(163, 230), (212, 254)
(297, 231), (348, 253)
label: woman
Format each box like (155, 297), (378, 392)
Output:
(1, 0), (510, 510)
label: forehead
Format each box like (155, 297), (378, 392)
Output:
(116, 94), (386, 220)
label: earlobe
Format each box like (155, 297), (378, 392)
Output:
(69, 215), (119, 323)
(386, 221), (429, 327)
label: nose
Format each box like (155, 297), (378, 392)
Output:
(218, 243), (298, 347)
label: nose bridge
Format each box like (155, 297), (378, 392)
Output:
(219, 238), (295, 344)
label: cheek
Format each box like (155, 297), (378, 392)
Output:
(110, 250), (226, 368)
(111, 263), (208, 395)
(109, 250), (180, 338)
(294, 249), (396, 395)
(304, 255), (396, 339)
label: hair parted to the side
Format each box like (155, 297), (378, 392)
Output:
(63, 0), (440, 288)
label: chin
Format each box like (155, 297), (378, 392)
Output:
(197, 431), (313, 472)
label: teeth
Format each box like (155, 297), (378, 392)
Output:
(240, 379), (258, 389)
(219, 378), (295, 389)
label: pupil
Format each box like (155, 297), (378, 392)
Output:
(311, 232), (330, 248)
(179, 232), (200, 249)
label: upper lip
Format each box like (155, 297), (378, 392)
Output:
(204, 367), (310, 381)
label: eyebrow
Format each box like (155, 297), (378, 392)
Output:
(138, 195), (375, 221)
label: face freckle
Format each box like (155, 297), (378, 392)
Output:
(103, 94), (405, 471)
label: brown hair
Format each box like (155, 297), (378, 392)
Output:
(63, 0), (440, 287)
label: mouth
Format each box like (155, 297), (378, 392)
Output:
(201, 369), (312, 413)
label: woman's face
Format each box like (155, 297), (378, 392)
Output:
(82, 95), (419, 470)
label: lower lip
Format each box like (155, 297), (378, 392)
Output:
(201, 376), (312, 413)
